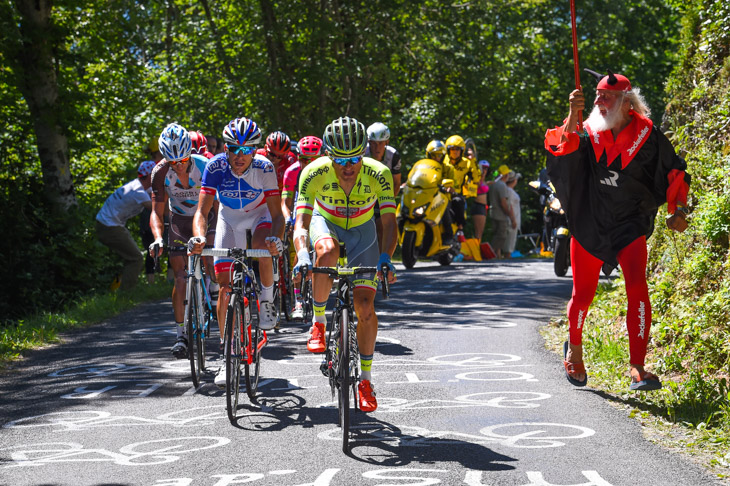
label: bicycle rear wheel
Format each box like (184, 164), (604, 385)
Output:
(280, 255), (293, 322)
(244, 296), (262, 401)
(225, 296), (243, 423)
(338, 307), (351, 452)
(186, 278), (204, 388)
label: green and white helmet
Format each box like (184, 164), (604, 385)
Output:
(323, 116), (367, 157)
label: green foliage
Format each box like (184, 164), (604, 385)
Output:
(0, 279), (173, 365)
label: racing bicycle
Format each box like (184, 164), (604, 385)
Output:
(311, 243), (389, 452)
(201, 244), (278, 423)
(183, 246), (216, 388)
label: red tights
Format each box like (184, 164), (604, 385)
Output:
(567, 236), (651, 365)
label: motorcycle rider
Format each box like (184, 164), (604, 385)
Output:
(444, 135), (481, 238)
(424, 140), (457, 243)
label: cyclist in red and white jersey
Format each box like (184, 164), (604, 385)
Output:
(256, 131), (296, 193)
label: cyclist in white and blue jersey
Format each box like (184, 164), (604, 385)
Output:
(189, 117), (284, 386)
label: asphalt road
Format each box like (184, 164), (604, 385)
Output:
(0, 259), (722, 486)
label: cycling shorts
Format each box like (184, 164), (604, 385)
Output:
(168, 212), (216, 256)
(214, 204), (272, 275)
(309, 209), (379, 292)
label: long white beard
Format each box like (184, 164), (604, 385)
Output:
(585, 104), (624, 132)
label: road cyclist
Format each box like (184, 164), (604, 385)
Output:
(311, 241), (390, 451)
(292, 116), (398, 413)
(189, 117), (285, 388)
(364, 122), (402, 251)
(257, 130), (297, 193)
(281, 135), (324, 320)
(150, 123), (219, 361)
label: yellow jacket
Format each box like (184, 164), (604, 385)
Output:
(445, 156), (481, 197)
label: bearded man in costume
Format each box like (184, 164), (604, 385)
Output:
(545, 70), (690, 391)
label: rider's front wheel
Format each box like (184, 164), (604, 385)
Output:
(225, 296), (243, 423)
(401, 230), (418, 269)
(338, 307), (351, 452)
(554, 235), (570, 277)
(244, 296), (261, 401)
(186, 281), (204, 388)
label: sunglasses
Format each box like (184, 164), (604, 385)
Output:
(226, 144), (256, 155)
(299, 155), (318, 162)
(447, 146), (462, 151)
(332, 155), (362, 166)
(169, 156), (190, 165)
(268, 151), (286, 160)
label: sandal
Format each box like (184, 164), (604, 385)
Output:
(630, 371), (662, 391)
(563, 341), (588, 387)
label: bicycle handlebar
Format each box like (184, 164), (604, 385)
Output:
(201, 248), (273, 259)
(380, 263), (390, 299)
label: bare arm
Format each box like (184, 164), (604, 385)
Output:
(564, 89), (585, 134)
(190, 191), (215, 254)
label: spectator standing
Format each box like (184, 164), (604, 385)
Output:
(96, 161), (155, 291)
(472, 159), (491, 241)
(488, 166), (518, 258)
(503, 171), (522, 256)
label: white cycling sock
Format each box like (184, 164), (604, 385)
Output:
(176, 322), (185, 338)
(260, 284), (274, 302)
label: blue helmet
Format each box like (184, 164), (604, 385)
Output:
(158, 123), (192, 161)
(222, 117), (262, 146)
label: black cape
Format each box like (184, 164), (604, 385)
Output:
(546, 124), (689, 266)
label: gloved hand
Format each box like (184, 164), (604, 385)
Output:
(149, 238), (164, 257)
(187, 236), (206, 254)
(378, 253), (396, 276)
(265, 236), (283, 255)
(293, 249), (312, 278)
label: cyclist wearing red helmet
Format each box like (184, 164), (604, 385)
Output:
(281, 136), (324, 320)
(256, 130), (297, 192)
(190, 130), (214, 159)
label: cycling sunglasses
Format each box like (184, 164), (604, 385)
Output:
(331, 155), (362, 166)
(169, 156), (190, 165)
(226, 143), (256, 155)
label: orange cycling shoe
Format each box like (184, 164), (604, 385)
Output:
(358, 380), (377, 412)
(306, 322), (326, 354)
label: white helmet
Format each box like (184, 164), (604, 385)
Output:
(367, 122), (390, 142)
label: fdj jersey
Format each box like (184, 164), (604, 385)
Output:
(296, 156), (396, 229)
(201, 153), (279, 211)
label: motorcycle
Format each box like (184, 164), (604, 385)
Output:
(397, 158), (461, 268)
(529, 171), (571, 277)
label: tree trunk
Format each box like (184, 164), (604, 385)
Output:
(14, 0), (76, 210)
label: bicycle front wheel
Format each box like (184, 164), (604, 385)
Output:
(186, 278), (204, 388)
(244, 297), (262, 401)
(338, 307), (351, 452)
(225, 295), (243, 423)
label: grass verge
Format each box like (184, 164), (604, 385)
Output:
(0, 279), (173, 367)
(541, 278), (730, 481)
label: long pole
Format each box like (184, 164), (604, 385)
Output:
(570, 0), (583, 132)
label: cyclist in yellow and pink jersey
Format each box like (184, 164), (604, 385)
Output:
(292, 116), (397, 413)
(281, 136), (324, 319)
